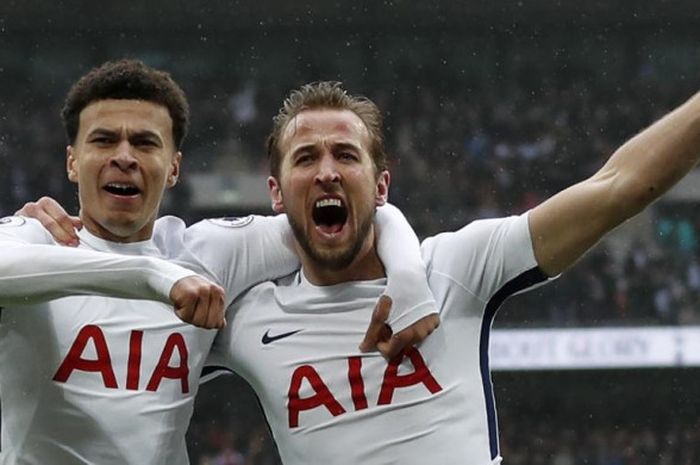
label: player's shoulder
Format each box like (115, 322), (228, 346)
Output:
(465, 213), (527, 233)
(186, 214), (281, 237)
(420, 214), (537, 303)
(420, 213), (532, 277)
(203, 215), (256, 229)
(151, 215), (188, 254)
(0, 215), (30, 229)
(0, 215), (56, 244)
(422, 214), (525, 248)
(154, 215), (187, 232)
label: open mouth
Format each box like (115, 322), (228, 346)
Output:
(103, 182), (141, 197)
(312, 197), (348, 235)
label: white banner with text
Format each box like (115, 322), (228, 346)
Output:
(490, 326), (700, 370)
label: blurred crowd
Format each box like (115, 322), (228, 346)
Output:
(186, 379), (700, 465)
(500, 417), (699, 465)
(188, 418), (700, 465)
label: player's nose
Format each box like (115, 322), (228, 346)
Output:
(110, 141), (138, 171)
(314, 153), (341, 185)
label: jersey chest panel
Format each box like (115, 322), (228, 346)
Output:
(0, 296), (217, 465)
(220, 279), (495, 464)
(2, 297), (214, 393)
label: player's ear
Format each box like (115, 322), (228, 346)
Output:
(268, 176), (285, 213)
(166, 151), (182, 188)
(375, 170), (390, 206)
(66, 145), (79, 183)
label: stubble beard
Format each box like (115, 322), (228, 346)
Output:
(288, 208), (375, 271)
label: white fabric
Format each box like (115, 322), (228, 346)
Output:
(375, 204), (437, 332)
(0, 208), (439, 465)
(0, 218), (196, 306)
(0, 215), (297, 465)
(207, 213), (548, 465)
(0, 217), (214, 465)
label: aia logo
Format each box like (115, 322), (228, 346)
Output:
(287, 347), (442, 427)
(53, 325), (190, 393)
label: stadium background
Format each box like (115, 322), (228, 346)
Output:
(1, 1), (699, 463)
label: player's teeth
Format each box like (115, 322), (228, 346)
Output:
(315, 198), (342, 208)
(108, 183), (134, 189)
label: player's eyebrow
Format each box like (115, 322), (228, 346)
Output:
(86, 128), (164, 147)
(290, 143), (318, 157)
(128, 130), (164, 147)
(291, 140), (361, 153)
(330, 141), (362, 153)
(86, 128), (119, 139)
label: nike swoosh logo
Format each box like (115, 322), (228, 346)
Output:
(262, 329), (302, 345)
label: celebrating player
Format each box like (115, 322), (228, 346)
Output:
(1, 61), (438, 465)
(198, 81), (700, 464)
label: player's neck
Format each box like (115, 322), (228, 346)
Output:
(80, 213), (154, 244)
(300, 237), (385, 286)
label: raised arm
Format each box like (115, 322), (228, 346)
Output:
(530, 89), (700, 276)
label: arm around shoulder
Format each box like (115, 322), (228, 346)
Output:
(374, 203), (437, 332)
(182, 215), (299, 303)
(0, 217), (198, 306)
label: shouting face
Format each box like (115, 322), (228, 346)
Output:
(66, 99), (181, 242)
(269, 108), (389, 275)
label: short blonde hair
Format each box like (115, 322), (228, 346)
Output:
(266, 81), (388, 178)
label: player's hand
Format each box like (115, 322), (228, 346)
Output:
(359, 295), (440, 360)
(170, 276), (226, 330)
(16, 196), (82, 247)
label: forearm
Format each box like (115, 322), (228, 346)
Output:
(530, 90), (700, 276)
(181, 215), (300, 305)
(375, 204), (436, 332)
(601, 89), (700, 211)
(0, 242), (195, 306)
(376, 204), (423, 275)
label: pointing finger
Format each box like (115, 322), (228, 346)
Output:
(359, 295), (393, 352)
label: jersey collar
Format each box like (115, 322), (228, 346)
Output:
(77, 227), (161, 257)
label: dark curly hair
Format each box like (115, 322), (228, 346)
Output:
(266, 81), (388, 179)
(61, 59), (190, 149)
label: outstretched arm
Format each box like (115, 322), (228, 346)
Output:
(0, 218), (225, 329)
(530, 89), (700, 276)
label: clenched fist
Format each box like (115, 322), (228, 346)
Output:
(170, 276), (226, 329)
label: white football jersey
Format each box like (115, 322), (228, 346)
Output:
(0, 215), (298, 465)
(0, 208), (437, 465)
(207, 213), (550, 465)
(172, 206), (438, 334)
